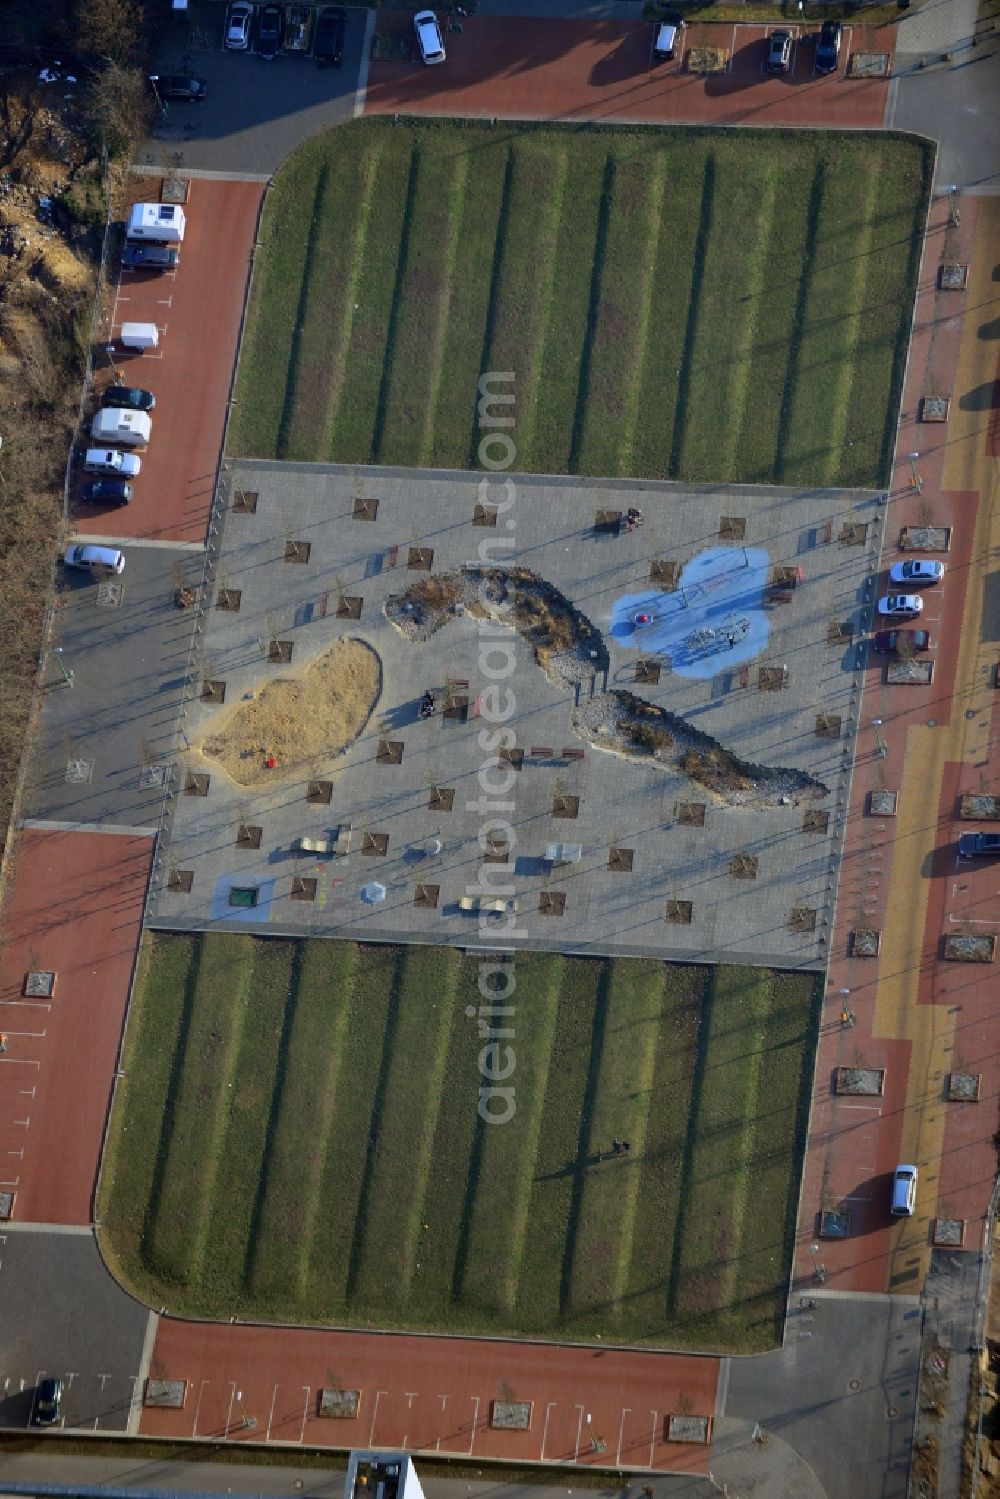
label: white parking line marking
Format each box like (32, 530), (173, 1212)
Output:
(648, 1409), (659, 1467)
(467, 1394), (479, 1455)
(616, 1406), (630, 1465)
(368, 1389), (385, 1445)
(298, 1385), (310, 1444)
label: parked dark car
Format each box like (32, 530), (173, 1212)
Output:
(815, 20), (842, 75)
(258, 4), (283, 58)
(767, 29), (792, 72)
(872, 628), (931, 655)
(101, 385), (155, 412)
(121, 243), (180, 270)
(315, 6), (346, 65)
(80, 478), (133, 506)
(33, 1378), (63, 1426)
(149, 74), (207, 102)
(959, 832), (1000, 859)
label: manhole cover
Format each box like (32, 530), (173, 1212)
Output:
(849, 1378), (861, 1392)
(966, 709), (977, 719)
(97, 582), (124, 608)
(887, 1406), (898, 1418)
(927, 718), (937, 727)
(65, 758), (93, 783)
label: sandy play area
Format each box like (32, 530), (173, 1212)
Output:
(199, 638), (381, 786)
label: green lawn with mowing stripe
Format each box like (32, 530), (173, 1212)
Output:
(100, 935), (820, 1352)
(230, 119), (931, 488)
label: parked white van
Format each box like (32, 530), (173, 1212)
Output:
(91, 409), (151, 446)
(83, 448), (142, 477)
(64, 543), (126, 575)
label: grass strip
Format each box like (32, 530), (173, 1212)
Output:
(529, 150), (606, 475)
(623, 963), (706, 1337)
(349, 946), (459, 1311)
(248, 939), (357, 1309)
(454, 951), (563, 1316)
(229, 146), (324, 458)
(515, 956), (605, 1330)
(283, 144), (379, 462)
(672, 965), (772, 1347)
(146, 934), (255, 1291)
(630, 140), (709, 480)
(305, 944), (403, 1316)
(479, 137), (569, 466)
(428, 137), (509, 467)
(676, 144), (778, 481)
(196, 939), (295, 1314)
(98, 933), (196, 1295)
(731, 971), (819, 1348)
(374, 149), (466, 466)
(564, 957), (665, 1328)
(330, 137), (414, 463)
(840, 138), (934, 488)
(733, 142), (816, 484)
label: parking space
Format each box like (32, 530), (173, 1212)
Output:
(365, 16), (893, 130)
(0, 829), (152, 1225)
(0, 1228), (151, 1431)
(141, 1316), (719, 1473)
(73, 177), (262, 545)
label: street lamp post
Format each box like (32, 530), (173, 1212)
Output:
(809, 1242), (827, 1284)
(872, 719), (887, 758)
(948, 184), (960, 227)
(234, 1389), (257, 1431)
(53, 647), (74, 688)
(907, 451), (922, 493)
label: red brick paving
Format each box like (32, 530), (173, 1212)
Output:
(795, 194), (1000, 1291)
(0, 828), (153, 1224)
(73, 177), (263, 546)
(366, 18), (892, 129)
(142, 1317), (719, 1473)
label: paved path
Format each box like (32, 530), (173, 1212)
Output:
(888, 3), (1000, 192)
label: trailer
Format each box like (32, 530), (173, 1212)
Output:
(126, 202), (186, 244)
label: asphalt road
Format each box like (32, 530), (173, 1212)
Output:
(141, 1), (371, 177)
(0, 1227), (151, 1434)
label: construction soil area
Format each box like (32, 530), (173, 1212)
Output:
(365, 18), (893, 129)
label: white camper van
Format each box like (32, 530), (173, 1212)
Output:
(91, 409), (152, 447)
(127, 202), (186, 244)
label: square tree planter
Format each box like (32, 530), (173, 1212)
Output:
(943, 933), (996, 963)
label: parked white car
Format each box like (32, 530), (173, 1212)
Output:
(877, 593), (923, 619)
(84, 448), (142, 477)
(226, 1), (254, 49)
(888, 559), (945, 586)
(414, 9), (445, 64)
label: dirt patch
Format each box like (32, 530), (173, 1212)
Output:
(199, 639), (381, 786)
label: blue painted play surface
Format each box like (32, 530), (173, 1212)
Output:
(610, 546), (771, 679)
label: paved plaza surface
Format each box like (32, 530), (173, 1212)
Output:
(149, 461), (883, 966)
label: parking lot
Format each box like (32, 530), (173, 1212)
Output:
(365, 16), (894, 130)
(140, 1), (370, 176)
(73, 177), (262, 545)
(149, 460), (883, 967)
(0, 1228), (150, 1433)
